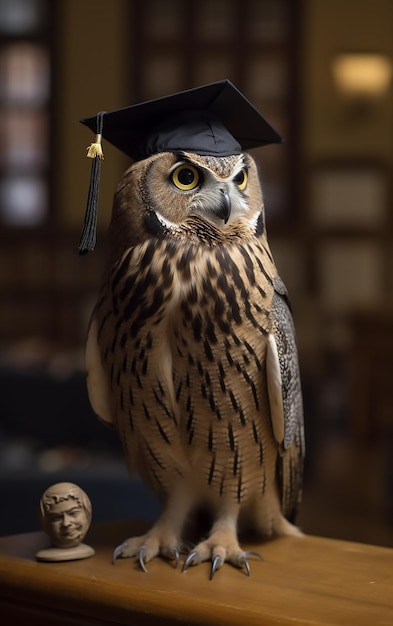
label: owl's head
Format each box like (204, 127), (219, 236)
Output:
(80, 81), (281, 254)
(110, 150), (265, 249)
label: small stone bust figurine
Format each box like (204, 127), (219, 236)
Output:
(36, 482), (95, 562)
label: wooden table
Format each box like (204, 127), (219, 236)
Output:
(0, 520), (392, 625)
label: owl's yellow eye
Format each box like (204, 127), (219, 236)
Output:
(171, 165), (200, 191)
(233, 168), (248, 191)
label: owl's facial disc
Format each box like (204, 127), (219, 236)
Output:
(189, 176), (249, 227)
(168, 156), (250, 227)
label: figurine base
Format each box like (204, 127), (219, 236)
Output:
(36, 543), (95, 562)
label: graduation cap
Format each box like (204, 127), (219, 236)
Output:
(78, 80), (282, 254)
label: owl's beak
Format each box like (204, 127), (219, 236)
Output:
(217, 189), (231, 224)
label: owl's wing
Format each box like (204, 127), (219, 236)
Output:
(85, 314), (114, 427)
(266, 277), (305, 521)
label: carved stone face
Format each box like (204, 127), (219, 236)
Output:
(39, 482), (92, 549)
(45, 499), (88, 548)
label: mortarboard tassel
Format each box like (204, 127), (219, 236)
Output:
(78, 111), (106, 255)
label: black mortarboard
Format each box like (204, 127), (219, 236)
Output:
(81, 79), (282, 161)
(78, 80), (282, 253)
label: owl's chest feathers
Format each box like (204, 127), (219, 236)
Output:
(102, 234), (278, 500)
(103, 235), (276, 433)
(110, 233), (276, 344)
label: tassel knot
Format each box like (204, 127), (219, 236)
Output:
(86, 134), (104, 160)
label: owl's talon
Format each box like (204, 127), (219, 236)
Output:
(112, 541), (129, 564)
(182, 550), (200, 573)
(166, 546), (180, 568)
(237, 550), (263, 575)
(210, 555), (223, 580)
(238, 555), (251, 577)
(138, 547), (148, 572)
(245, 550), (263, 561)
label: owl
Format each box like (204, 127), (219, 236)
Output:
(81, 81), (305, 579)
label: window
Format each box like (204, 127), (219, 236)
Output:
(0, 0), (51, 227)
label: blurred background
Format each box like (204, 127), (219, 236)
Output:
(0, 0), (392, 546)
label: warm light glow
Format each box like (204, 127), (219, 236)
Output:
(332, 53), (392, 97)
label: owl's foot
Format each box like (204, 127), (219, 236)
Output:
(112, 487), (196, 571)
(112, 531), (181, 571)
(181, 529), (262, 579)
